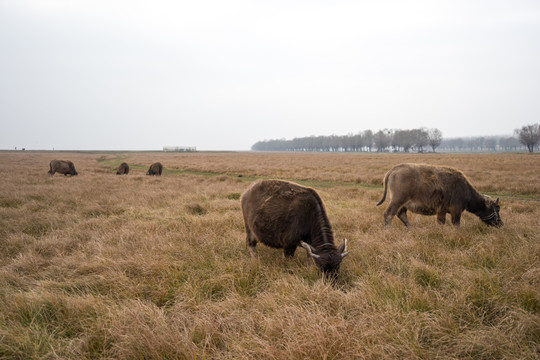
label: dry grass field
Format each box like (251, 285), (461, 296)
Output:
(0, 151), (539, 359)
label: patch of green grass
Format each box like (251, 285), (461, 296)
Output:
(0, 235), (33, 259)
(443, 234), (473, 250)
(186, 204), (207, 216)
(22, 222), (51, 238)
(413, 267), (441, 288)
(519, 290), (540, 313)
(0, 198), (22, 208)
(471, 254), (498, 270)
(467, 273), (504, 326)
(200, 276), (230, 300)
(226, 192), (241, 200)
(83, 207), (126, 218)
(80, 325), (113, 359)
(232, 266), (267, 297)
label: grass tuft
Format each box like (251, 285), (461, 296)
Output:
(226, 192), (241, 200)
(186, 203), (207, 216)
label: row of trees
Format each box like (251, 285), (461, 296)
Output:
(439, 136), (522, 152)
(252, 128), (442, 152)
(435, 124), (539, 152)
(252, 123), (540, 153)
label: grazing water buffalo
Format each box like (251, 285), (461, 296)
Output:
(48, 160), (78, 176)
(377, 163), (503, 227)
(146, 162), (163, 176)
(241, 179), (349, 279)
(116, 162), (129, 175)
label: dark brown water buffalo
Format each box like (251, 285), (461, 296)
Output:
(241, 179), (349, 279)
(146, 162), (163, 176)
(377, 163), (503, 227)
(116, 162), (129, 175)
(48, 160), (78, 176)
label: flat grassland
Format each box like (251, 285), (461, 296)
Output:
(0, 151), (539, 359)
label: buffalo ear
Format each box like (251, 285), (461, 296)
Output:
(300, 241), (320, 259)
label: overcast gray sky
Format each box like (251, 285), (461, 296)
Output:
(1, 0), (539, 151)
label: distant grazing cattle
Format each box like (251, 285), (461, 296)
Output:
(241, 179), (349, 279)
(146, 162), (163, 176)
(116, 162), (129, 175)
(377, 163), (503, 227)
(48, 160), (78, 176)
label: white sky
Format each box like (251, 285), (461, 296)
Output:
(1, 0), (539, 150)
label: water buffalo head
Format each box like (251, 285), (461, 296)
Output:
(300, 239), (349, 280)
(480, 197), (503, 227)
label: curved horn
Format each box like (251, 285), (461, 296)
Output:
(338, 239), (349, 258)
(300, 241), (320, 259)
(339, 239), (348, 253)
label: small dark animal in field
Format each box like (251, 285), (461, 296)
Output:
(146, 162), (163, 176)
(48, 160), (78, 176)
(116, 162), (129, 175)
(241, 179), (349, 279)
(377, 163), (503, 227)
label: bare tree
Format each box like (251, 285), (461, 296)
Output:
(427, 128), (443, 152)
(363, 130), (373, 152)
(515, 123), (540, 153)
(412, 128), (429, 153)
(374, 129), (392, 152)
(485, 138), (497, 151)
(393, 130), (415, 152)
(500, 136), (520, 151)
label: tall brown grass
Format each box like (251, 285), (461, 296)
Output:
(0, 151), (538, 359)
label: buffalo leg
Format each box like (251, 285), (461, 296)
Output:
(396, 207), (411, 227)
(383, 206), (398, 226)
(450, 212), (461, 226)
(383, 200), (405, 227)
(245, 227), (257, 257)
(283, 245), (297, 258)
(437, 211), (446, 225)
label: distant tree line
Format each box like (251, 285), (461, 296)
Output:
(251, 123), (540, 153)
(439, 136), (522, 152)
(441, 123), (540, 153)
(252, 128), (442, 152)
